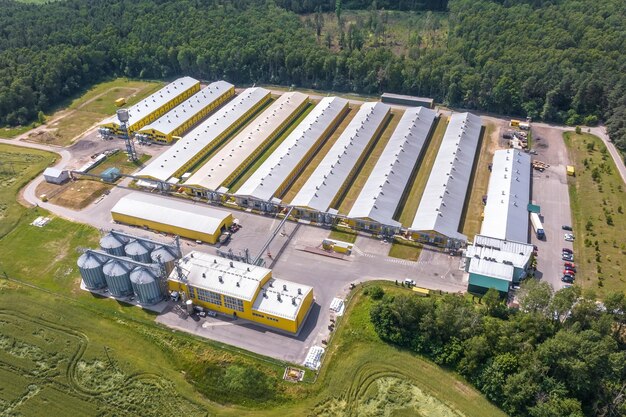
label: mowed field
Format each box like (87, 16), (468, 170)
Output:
(564, 132), (626, 296)
(0, 143), (505, 416)
(27, 78), (164, 146)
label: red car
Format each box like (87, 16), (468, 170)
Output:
(563, 269), (576, 276)
(564, 262), (576, 269)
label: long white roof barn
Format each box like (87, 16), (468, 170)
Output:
(185, 91), (309, 191)
(290, 101), (391, 212)
(136, 87), (270, 182)
(480, 149), (531, 242)
(348, 106), (437, 227)
(409, 112), (482, 240)
(137, 81), (234, 137)
(235, 96), (349, 202)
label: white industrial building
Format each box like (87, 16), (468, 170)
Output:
(480, 149), (531, 243)
(347, 106), (437, 230)
(136, 81), (234, 143)
(136, 87), (271, 182)
(185, 91), (309, 192)
(409, 112), (482, 246)
(290, 102), (391, 217)
(235, 96), (349, 206)
(43, 167), (70, 184)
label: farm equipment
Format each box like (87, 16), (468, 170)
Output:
(532, 160), (550, 172)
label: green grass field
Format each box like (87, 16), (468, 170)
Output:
(564, 132), (626, 296)
(29, 78), (164, 146)
(329, 228), (358, 243)
(388, 242), (422, 261)
(0, 124), (39, 139)
(227, 102), (315, 193)
(0, 144), (57, 237)
(337, 110), (402, 214)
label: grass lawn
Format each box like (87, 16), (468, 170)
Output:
(26, 78), (164, 146)
(0, 144), (57, 237)
(89, 151), (151, 176)
(564, 132), (626, 296)
(396, 116), (448, 227)
(0, 124), (39, 139)
(227, 102), (315, 193)
(337, 109), (403, 214)
(461, 122), (498, 240)
(389, 242), (422, 261)
(281, 104), (360, 203)
(329, 228), (358, 243)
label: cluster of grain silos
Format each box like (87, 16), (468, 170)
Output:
(77, 231), (182, 306)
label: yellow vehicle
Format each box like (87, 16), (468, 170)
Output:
(510, 119), (520, 127)
(115, 97), (126, 107)
(566, 165), (575, 176)
(412, 287), (430, 296)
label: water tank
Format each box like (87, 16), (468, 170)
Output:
(130, 267), (163, 305)
(103, 260), (133, 297)
(125, 240), (152, 263)
(150, 245), (179, 275)
(77, 252), (106, 290)
(100, 233), (127, 257)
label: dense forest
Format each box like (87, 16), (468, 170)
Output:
(369, 282), (626, 417)
(0, 0), (625, 153)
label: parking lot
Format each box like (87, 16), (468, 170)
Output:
(529, 124), (575, 290)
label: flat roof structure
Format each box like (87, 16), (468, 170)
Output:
(110, 193), (232, 242)
(174, 251), (269, 302)
(348, 106), (437, 227)
(137, 81), (234, 138)
(253, 278), (314, 321)
(136, 87), (271, 182)
(480, 149), (531, 243)
(290, 102), (391, 212)
(235, 96), (349, 202)
(185, 91), (309, 191)
(468, 258), (514, 282)
(410, 112), (482, 241)
(381, 93), (434, 108)
(101, 76), (199, 129)
(465, 234), (534, 270)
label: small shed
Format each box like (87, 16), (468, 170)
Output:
(101, 167), (121, 183)
(43, 167), (70, 185)
(566, 165), (575, 176)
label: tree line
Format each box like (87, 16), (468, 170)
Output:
(0, 0), (625, 154)
(370, 282), (626, 416)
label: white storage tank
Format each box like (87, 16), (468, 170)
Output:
(130, 267), (163, 305)
(150, 245), (179, 275)
(77, 252), (106, 290)
(124, 240), (152, 263)
(103, 260), (133, 297)
(100, 233), (127, 257)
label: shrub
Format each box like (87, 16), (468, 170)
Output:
(368, 285), (385, 300)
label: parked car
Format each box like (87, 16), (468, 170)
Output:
(564, 262), (576, 271)
(562, 253), (574, 261)
(563, 269), (576, 276)
(562, 248), (573, 254)
(206, 310), (217, 317)
(561, 275), (575, 283)
(562, 225), (573, 231)
(218, 232), (231, 244)
(564, 233), (575, 241)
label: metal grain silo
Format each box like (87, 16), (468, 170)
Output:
(150, 245), (179, 275)
(77, 252), (106, 290)
(100, 233), (127, 257)
(130, 267), (163, 305)
(124, 240), (152, 263)
(103, 260), (133, 297)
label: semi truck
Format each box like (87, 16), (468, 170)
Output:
(530, 212), (545, 240)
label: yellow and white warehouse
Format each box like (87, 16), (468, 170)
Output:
(168, 252), (314, 334)
(100, 76), (200, 135)
(110, 193), (233, 244)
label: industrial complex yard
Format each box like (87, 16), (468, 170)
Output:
(1, 75), (625, 416)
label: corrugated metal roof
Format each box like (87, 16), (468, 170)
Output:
(185, 92), (309, 191)
(173, 251), (269, 301)
(381, 93), (434, 104)
(348, 106), (437, 226)
(290, 102), (390, 212)
(136, 87), (270, 182)
(466, 234), (534, 269)
(101, 76), (199, 128)
(137, 81), (234, 137)
(235, 97), (348, 202)
(43, 167), (64, 177)
(110, 193), (231, 235)
(410, 112), (482, 240)
(468, 258), (514, 282)
(480, 149), (531, 243)
(252, 278), (313, 320)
